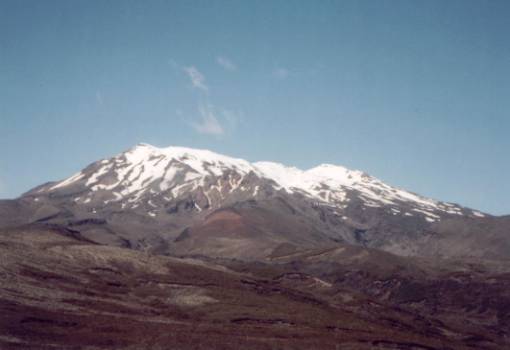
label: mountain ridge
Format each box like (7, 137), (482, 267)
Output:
(1, 143), (509, 349)
(26, 143), (486, 219)
(2, 143), (505, 261)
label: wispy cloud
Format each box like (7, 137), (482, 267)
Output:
(183, 66), (208, 92)
(221, 108), (243, 130)
(216, 56), (237, 71)
(191, 104), (224, 136)
(176, 61), (240, 136)
(95, 91), (103, 105)
(168, 59), (179, 70)
(273, 67), (289, 80)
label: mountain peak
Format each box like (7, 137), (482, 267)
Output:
(306, 164), (367, 184)
(27, 144), (486, 222)
(129, 144), (251, 168)
(135, 142), (154, 148)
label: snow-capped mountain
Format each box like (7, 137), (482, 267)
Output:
(29, 143), (484, 222)
(14, 143), (491, 258)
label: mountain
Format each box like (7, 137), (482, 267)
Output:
(2, 143), (505, 260)
(1, 143), (510, 349)
(26, 143), (485, 220)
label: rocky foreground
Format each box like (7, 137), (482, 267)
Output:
(1, 224), (509, 349)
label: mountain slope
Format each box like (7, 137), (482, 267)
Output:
(1, 224), (509, 349)
(3, 143), (505, 260)
(1, 144), (510, 348)
(26, 143), (485, 220)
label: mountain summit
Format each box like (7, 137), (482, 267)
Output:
(30, 143), (483, 220)
(6, 143), (497, 259)
(1, 144), (510, 349)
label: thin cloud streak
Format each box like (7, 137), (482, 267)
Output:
(216, 56), (237, 71)
(179, 61), (239, 136)
(95, 91), (103, 105)
(183, 66), (209, 92)
(221, 108), (243, 130)
(191, 104), (225, 136)
(273, 67), (289, 79)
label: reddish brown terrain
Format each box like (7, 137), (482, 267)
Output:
(1, 225), (509, 350)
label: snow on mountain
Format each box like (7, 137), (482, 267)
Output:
(252, 161), (477, 221)
(32, 143), (485, 221)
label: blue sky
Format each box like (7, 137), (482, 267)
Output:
(1, 0), (509, 215)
